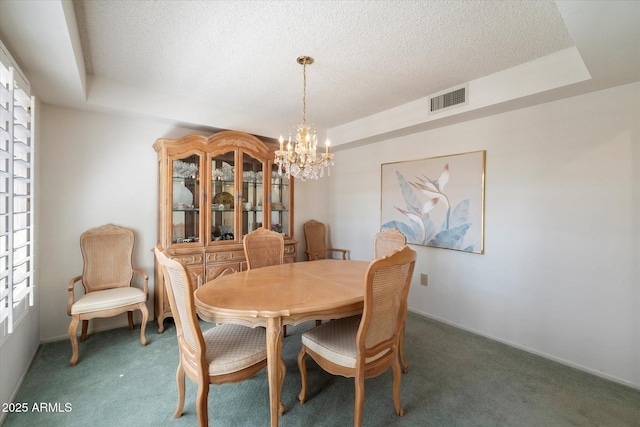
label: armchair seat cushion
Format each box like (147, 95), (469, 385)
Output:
(71, 287), (147, 315)
(301, 315), (389, 368)
(204, 324), (267, 376)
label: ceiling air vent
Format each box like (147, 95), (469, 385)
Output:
(429, 85), (468, 114)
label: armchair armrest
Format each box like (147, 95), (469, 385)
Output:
(327, 248), (349, 260)
(67, 275), (83, 316)
(133, 268), (149, 296)
(305, 250), (320, 261)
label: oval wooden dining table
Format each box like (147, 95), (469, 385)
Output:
(194, 259), (370, 427)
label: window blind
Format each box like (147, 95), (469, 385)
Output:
(0, 39), (34, 336)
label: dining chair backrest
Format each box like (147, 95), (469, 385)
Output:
(154, 248), (203, 357)
(359, 245), (416, 358)
(373, 228), (407, 259)
(243, 227), (284, 270)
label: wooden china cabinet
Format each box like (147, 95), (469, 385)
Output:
(153, 130), (297, 332)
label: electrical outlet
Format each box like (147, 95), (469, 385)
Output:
(420, 273), (428, 286)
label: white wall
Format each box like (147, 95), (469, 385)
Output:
(37, 105), (206, 342)
(317, 82), (640, 388)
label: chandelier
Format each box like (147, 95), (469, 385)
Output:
(275, 56), (334, 181)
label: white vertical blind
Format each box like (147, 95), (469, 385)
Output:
(0, 40), (34, 335)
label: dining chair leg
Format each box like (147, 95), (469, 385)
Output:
(195, 378), (209, 427)
(297, 347), (309, 404)
(392, 354), (404, 417)
(174, 362), (185, 418)
(68, 316), (80, 367)
(399, 317), (408, 374)
(354, 374), (365, 427)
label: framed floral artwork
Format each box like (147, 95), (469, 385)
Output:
(380, 150), (485, 254)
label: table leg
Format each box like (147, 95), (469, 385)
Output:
(266, 316), (285, 427)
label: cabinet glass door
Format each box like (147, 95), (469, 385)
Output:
(211, 152), (236, 242)
(242, 153), (264, 237)
(270, 164), (290, 237)
(172, 154), (200, 244)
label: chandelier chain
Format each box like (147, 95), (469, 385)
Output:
(302, 59), (307, 125)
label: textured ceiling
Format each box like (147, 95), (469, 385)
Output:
(72, 0), (573, 129)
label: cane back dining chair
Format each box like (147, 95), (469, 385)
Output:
(373, 228), (410, 373)
(154, 248), (268, 427)
(374, 228), (407, 259)
(243, 228), (288, 336)
(243, 227), (284, 269)
(297, 246), (416, 427)
(67, 224), (149, 366)
(303, 219), (348, 261)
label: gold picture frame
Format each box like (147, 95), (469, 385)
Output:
(381, 150), (485, 254)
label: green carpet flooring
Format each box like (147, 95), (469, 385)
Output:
(3, 312), (639, 426)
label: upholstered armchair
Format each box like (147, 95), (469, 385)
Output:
(303, 219), (348, 261)
(67, 224), (149, 366)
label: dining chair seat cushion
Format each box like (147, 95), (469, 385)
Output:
(204, 324), (267, 376)
(301, 315), (389, 368)
(70, 287), (146, 315)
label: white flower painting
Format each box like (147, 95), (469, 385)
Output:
(380, 151), (485, 253)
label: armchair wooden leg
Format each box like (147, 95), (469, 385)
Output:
(80, 319), (89, 342)
(127, 311), (134, 330)
(68, 316), (80, 367)
(139, 305), (149, 346)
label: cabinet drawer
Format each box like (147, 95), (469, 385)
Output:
(206, 262), (242, 282)
(207, 251), (245, 263)
(284, 245), (295, 255)
(172, 254), (203, 265)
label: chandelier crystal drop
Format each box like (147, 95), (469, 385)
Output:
(275, 56), (334, 181)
